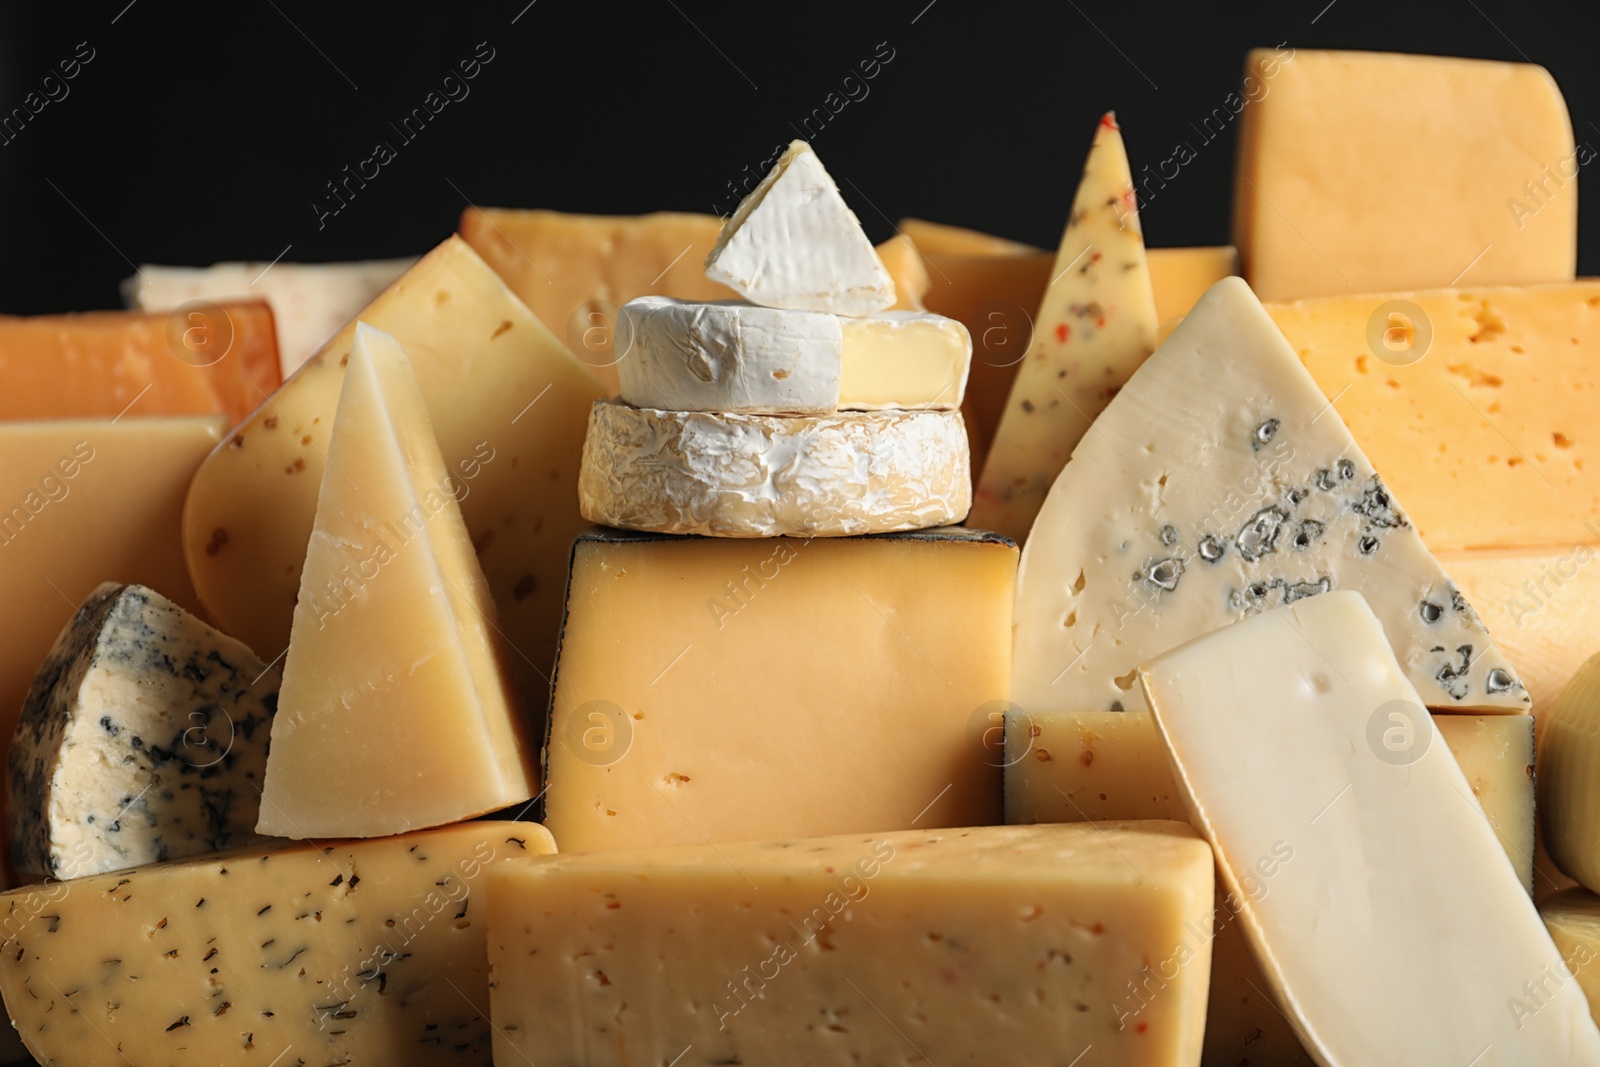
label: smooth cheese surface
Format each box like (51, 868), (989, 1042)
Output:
(1539, 889), (1600, 1026)
(838, 310), (971, 410)
(487, 822), (1214, 1067)
(1142, 591), (1600, 1065)
(0, 303), (280, 425)
(577, 400), (971, 537)
(971, 114), (1159, 543)
(543, 529), (1015, 853)
(897, 217), (1040, 256)
(1015, 277), (1529, 715)
(1235, 48), (1576, 300)
(0, 821), (554, 1067)
(258, 325), (535, 838)
(1539, 653), (1600, 895)
(181, 236), (606, 720)
(873, 233), (932, 310)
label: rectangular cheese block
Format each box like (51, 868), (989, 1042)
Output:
(838, 310), (971, 410)
(1235, 48), (1576, 300)
(0, 822), (554, 1066)
(543, 528), (1015, 853)
(0, 303), (280, 425)
(487, 822), (1214, 1066)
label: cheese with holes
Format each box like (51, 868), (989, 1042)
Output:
(704, 141), (895, 315)
(1142, 590), (1600, 1065)
(839, 311), (971, 410)
(7, 583), (278, 880)
(1015, 277), (1528, 714)
(971, 114), (1159, 542)
(1539, 889), (1600, 1024)
(1538, 653), (1600, 894)
(181, 237), (606, 726)
(1268, 282), (1600, 551)
(487, 822), (1213, 1066)
(0, 304), (280, 425)
(125, 259), (414, 375)
(0, 822), (554, 1067)
(578, 400), (970, 537)
(543, 528), (1014, 853)
(1235, 48), (1577, 300)
(256, 325), (535, 839)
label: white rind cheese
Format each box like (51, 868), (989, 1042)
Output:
(1014, 277), (1528, 714)
(839, 310), (972, 410)
(577, 400), (971, 537)
(704, 140), (896, 315)
(615, 296), (843, 414)
(6, 582), (278, 880)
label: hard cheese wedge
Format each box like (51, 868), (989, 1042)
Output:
(1142, 590), (1600, 1065)
(1235, 48), (1576, 300)
(487, 822), (1214, 1066)
(1538, 653), (1600, 894)
(971, 114), (1159, 543)
(257, 325), (536, 838)
(181, 236), (606, 718)
(897, 217), (1040, 257)
(1539, 889), (1600, 1026)
(0, 821), (554, 1067)
(8, 583), (278, 880)
(543, 528), (1014, 853)
(1014, 277), (1529, 714)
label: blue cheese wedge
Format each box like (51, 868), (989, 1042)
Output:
(6, 582), (278, 880)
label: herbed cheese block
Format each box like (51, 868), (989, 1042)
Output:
(181, 236), (606, 722)
(1235, 48), (1576, 300)
(0, 302), (280, 425)
(487, 822), (1214, 1067)
(704, 140), (896, 315)
(971, 114), (1159, 543)
(1014, 277), (1529, 714)
(125, 258), (414, 376)
(1539, 889), (1600, 1026)
(0, 821), (554, 1067)
(257, 325), (536, 839)
(1142, 591), (1600, 1065)
(543, 528), (1014, 853)
(577, 400), (971, 537)
(8, 583), (278, 881)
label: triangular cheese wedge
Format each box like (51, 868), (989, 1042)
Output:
(704, 140), (895, 315)
(971, 113), (1158, 542)
(257, 324), (536, 838)
(1015, 276), (1530, 714)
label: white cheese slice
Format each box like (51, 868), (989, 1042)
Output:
(577, 400), (970, 536)
(839, 310), (971, 410)
(1014, 276), (1528, 713)
(1141, 591), (1600, 1065)
(704, 140), (896, 315)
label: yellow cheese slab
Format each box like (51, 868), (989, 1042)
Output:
(0, 822), (554, 1067)
(1235, 48), (1576, 300)
(897, 217), (1040, 256)
(487, 822), (1214, 1066)
(181, 237), (606, 721)
(1539, 888), (1600, 1028)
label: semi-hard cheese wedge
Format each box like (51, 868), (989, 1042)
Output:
(125, 258), (414, 375)
(1539, 889), (1600, 1024)
(7, 583), (278, 880)
(0, 821), (554, 1067)
(897, 217), (1040, 256)
(1142, 591), (1600, 1065)
(704, 140), (896, 315)
(0, 303), (280, 425)
(543, 528), (1014, 852)
(970, 114), (1159, 543)
(487, 822), (1214, 1066)
(873, 233), (932, 310)
(257, 325), (536, 838)
(1235, 48), (1576, 300)
(1015, 277), (1529, 714)
(578, 400), (971, 537)
(181, 236), (606, 721)
(1538, 653), (1600, 894)
(838, 310), (972, 410)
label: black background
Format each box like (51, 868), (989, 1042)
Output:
(2, 1), (1595, 316)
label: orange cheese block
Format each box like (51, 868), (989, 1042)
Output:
(0, 303), (280, 426)
(897, 217), (1040, 256)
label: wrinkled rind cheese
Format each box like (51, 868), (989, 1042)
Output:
(1014, 277), (1528, 714)
(577, 400), (971, 537)
(7, 582), (277, 881)
(0, 821), (554, 1067)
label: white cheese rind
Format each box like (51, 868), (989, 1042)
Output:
(704, 141), (896, 315)
(1141, 591), (1600, 1066)
(6, 582), (277, 880)
(1014, 276), (1528, 714)
(615, 296), (843, 414)
(839, 310), (972, 410)
(577, 400), (971, 537)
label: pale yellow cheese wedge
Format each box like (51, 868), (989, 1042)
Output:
(1539, 653), (1600, 895)
(1539, 888), (1600, 1028)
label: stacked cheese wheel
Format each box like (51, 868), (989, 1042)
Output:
(577, 141), (975, 537)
